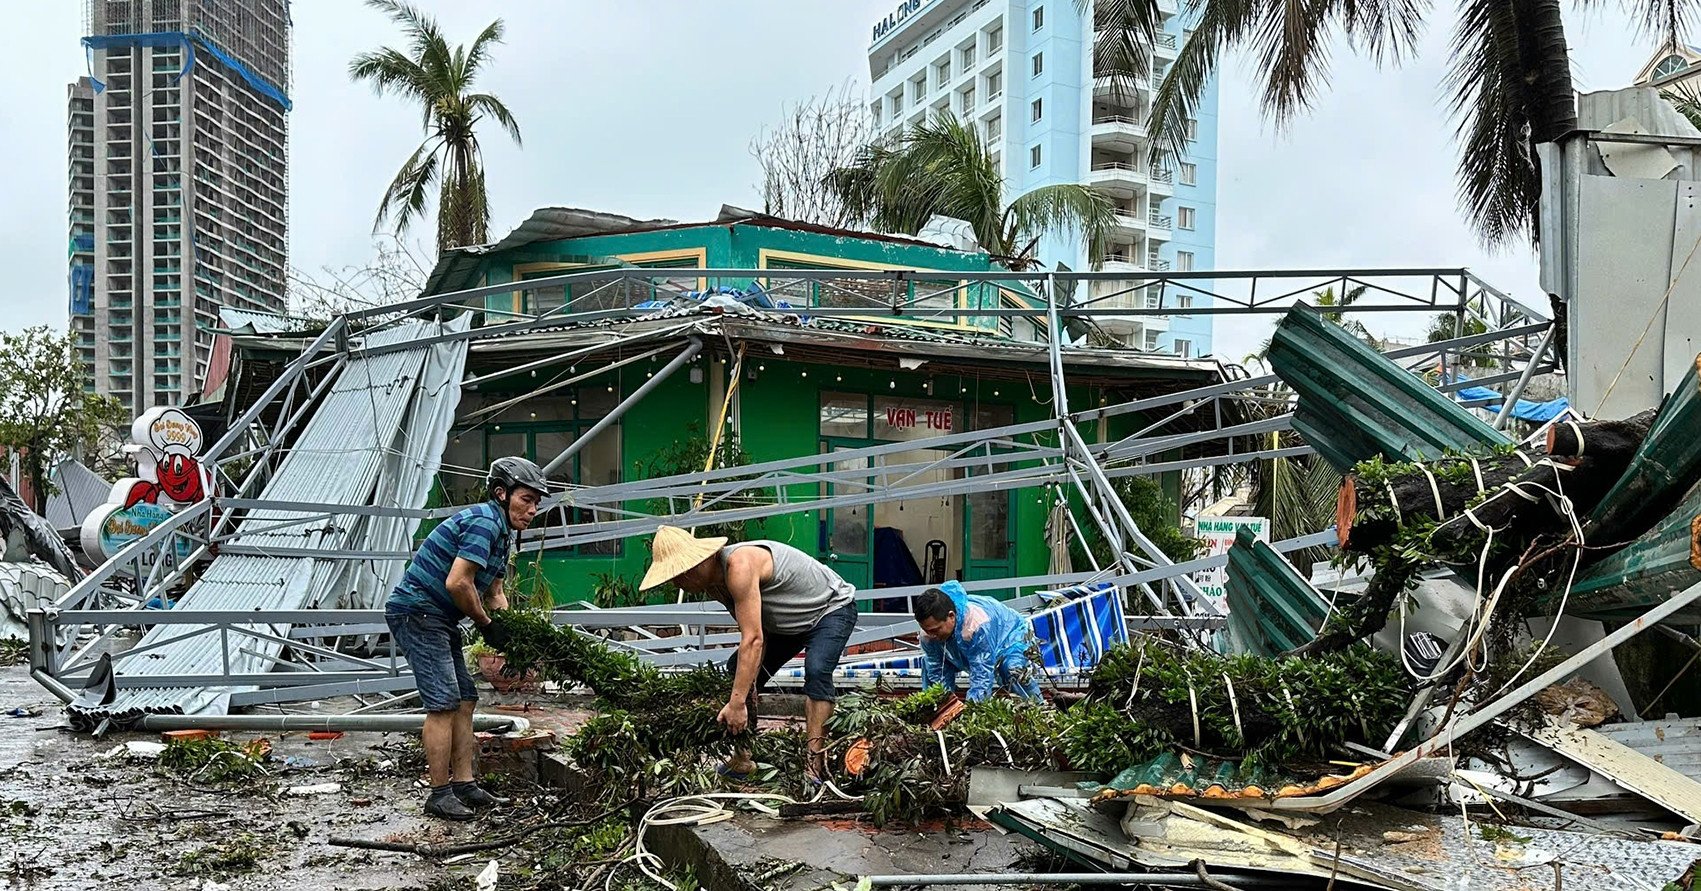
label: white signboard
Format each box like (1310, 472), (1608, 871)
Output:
(1192, 516), (1269, 613)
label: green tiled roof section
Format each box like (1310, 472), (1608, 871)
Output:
(1224, 526), (1330, 656)
(1268, 307), (1510, 472)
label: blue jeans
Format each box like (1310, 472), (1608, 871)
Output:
(387, 607), (477, 713)
(726, 602), (858, 702)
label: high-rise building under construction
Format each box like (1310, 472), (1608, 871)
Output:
(68, 0), (290, 416)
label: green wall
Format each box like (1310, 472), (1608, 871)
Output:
(426, 220), (1181, 607)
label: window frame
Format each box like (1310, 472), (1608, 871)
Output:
(1180, 162), (1197, 185)
(1030, 144), (1043, 168)
(1175, 251), (1195, 273)
(1032, 6), (1044, 30)
(1178, 206), (1196, 230)
(1032, 52), (1044, 78)
(1031, 97), (1043, 122)
(446, 396), (625, 558)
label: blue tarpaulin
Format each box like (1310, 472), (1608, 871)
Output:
(83, 31), (291, 111)
(1453, 384), (1570, 423)
(770, 582), (1127, 685)
(69, 263), (94, 316)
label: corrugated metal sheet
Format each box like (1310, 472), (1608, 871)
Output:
(216, 306), (317, 334)
(43, 460), (111, 529)
(1529, 722), (1701, 824)
(1595, 717), (1701, 781)
(1, 562), (71, 641)
(1223, 526), (1329, 655)
(1565, 480), (1701, 622)
(995, 794), (1701, 891)
(1543, 88), (1701, 419)
(993, 792), (1694, 891)
(1267, 307), (1510, 473)
(70, 317), (470, 723)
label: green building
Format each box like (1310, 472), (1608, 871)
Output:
(411, 207), (1221, 605)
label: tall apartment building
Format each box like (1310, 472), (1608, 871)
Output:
(867, 0), (1218, 357)
(68, 0), (291, 416)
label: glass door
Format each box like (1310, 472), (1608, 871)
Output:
(963, 405), (1017, 590)
(821, 443), (873, 591)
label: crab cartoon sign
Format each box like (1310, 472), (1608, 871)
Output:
(81, 407), (214, 562)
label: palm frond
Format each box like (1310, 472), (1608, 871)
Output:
(467, 93), (522, 146)
(348, 46), (429, 102)
(1084, 0), (1161, 108)
(365, 0), (444, 61)
(1149, 0), (1252, 164)
(1004, 185), (1117, 266)
(1580, 0), (1701, 50)
(1247, 0), (1352, 128)
(1664, 81), (1701, 130)
(375, 140), (441, 236)
(875, 114), (1005, 245)
(1339, 0), (1430, 64)
(464, 18), (507, 80)
(825, 142), (899, 230)
(1446, 0), (1541, 247)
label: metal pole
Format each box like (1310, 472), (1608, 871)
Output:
(541, 337), (701, 477)
(863, 873), (1272, 887)
(135, 712), (527, 733)
(1492, 324), (1555, 431)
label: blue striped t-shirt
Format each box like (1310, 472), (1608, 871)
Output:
(387, 501), (511, 621)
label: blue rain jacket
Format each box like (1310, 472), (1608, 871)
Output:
(919, 581), (1040, 701)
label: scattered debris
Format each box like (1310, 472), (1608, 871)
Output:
(171, 832), (275, 879)
(475, 859), (499, 891)
(156, 737), (270, 787)
(285, 782), (341, 796)
(1532, 677), (1619, 727)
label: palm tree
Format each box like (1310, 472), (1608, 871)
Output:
(1663, 80), (1701, 129)
(1104, 0), (1699, 248)
(828, 115), (1116, 269)
(350, 0), (522, 254)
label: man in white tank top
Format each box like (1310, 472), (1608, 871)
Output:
(641, 525), (858, 782)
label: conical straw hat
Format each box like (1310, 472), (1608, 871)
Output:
(639, 525), (728, 590)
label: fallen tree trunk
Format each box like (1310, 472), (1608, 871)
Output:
(1546, 409), (1656, 462)
(1337, 453), (1537, 553)
(1339, 413), (1658, 558)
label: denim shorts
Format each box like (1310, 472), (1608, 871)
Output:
(387, 608), (477, 712)
(726, 601), (858, 702)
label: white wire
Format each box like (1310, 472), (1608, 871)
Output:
(1401, 465), (1585, 690)
(619, 793), (797, 891)
(1400, 460), (1583, 685)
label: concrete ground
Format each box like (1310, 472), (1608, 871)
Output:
(0, 661), (589, 890)
(650, 814), (1042, 891)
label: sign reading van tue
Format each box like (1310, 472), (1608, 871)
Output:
(1191, 516), (1269, 613)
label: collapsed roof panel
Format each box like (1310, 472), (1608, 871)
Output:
(1268, 307), (1511, 472)
(67, 317), (470, 726)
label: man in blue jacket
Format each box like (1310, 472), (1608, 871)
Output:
(386, 456), (547, 820)
(912, 581), (1042, 701)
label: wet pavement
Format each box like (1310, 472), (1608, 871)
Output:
(0, 662), (587, 890)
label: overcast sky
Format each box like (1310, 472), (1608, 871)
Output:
(0, 1), (1664, 360)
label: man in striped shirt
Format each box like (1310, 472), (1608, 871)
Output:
(386, 457), (548, 820)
